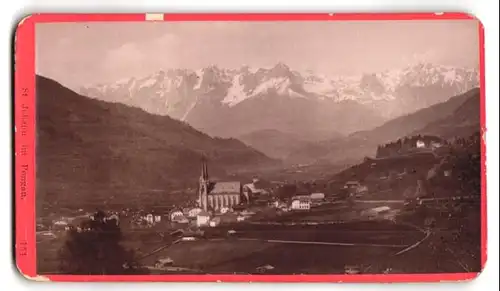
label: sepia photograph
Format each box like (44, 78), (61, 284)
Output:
(34, 18), (483, 276)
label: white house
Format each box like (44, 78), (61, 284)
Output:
(145, 214), (154, 224)
(154, 215), (162, 223)
(209, 217), (221, 227)
(416, 140), (426, 148)
(188, 207), (202, 218)
(170, 210), (184, 221)
(196, 211), (211, 227)
(54, 220), (68, 226)
(430, 141), (443, 149)
(291, 198), (311, 211)
(271, 200), (287, 209)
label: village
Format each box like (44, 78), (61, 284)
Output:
(39, 136), (447, 228)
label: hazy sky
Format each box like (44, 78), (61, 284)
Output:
(36, 20), (480, 90)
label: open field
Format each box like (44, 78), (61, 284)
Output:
(141, 218), (428, 274)
(145, 233), (472, 274)
(141, 238), (395, 274)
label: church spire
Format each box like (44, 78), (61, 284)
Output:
(201, 154), (209, 181)
(199, 154), (209, 211)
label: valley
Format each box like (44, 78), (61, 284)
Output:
(37, 73), (481, 212)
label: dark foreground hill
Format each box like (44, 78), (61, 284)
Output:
(36, 76), (278, 210)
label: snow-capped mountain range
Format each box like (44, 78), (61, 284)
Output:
(80, 62), (479, 139)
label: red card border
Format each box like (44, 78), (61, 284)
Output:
(14, 12), (487, 282)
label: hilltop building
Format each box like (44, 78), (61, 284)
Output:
(416, 140), (426, 148)
(198, 157), (243, 212)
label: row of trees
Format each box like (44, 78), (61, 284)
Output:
(376, 135), (445, 158)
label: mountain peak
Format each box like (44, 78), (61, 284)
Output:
(273, 62), (290, 69)
(270, 62), (291, 73)
(203, 64), (221, 72)
(81, 62), (479, 123)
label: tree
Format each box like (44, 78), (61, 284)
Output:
(303, 182), (312, 193)
(58, 210), (148, 275)
(451, 132), (481, 196)
(276, 184), (297, 200)
(375, 145), (381, 158)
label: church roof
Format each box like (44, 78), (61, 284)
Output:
(210, 181), (241, 194)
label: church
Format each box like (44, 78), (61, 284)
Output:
(198, 157), (249, 212)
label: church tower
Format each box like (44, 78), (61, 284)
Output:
(198, 156), (210, 211)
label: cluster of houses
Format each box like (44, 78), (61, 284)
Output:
(49, 211), (122, 233)
(168, 206), (259, 228)
(161, 191), (328, 229)
(141, 213), (162, 225)
(269, 192), (327, 211)
(123, 211), (161, 229)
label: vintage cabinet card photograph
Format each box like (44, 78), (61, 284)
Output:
(14, 13), (486, 282)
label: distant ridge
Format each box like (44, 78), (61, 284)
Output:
(287, 88), (481, 164)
